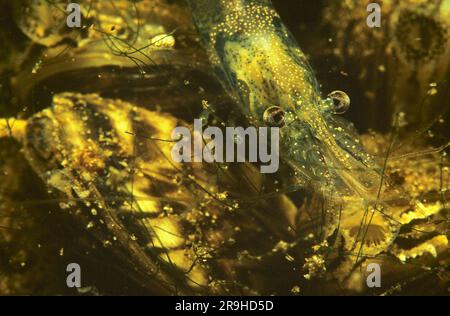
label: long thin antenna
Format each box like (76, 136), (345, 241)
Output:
(0, 118), (27, 142)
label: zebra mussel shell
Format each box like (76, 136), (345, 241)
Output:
(22, 92), (212, 294)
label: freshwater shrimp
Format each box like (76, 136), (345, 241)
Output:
(185, 0), (436, 259)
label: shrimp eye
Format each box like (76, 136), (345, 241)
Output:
(327, 90), (350, 114)
(263, 106), (285, 127)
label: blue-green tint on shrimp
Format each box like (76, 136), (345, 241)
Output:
(186, 0), (383, 200)
(183, 0), (437, 259)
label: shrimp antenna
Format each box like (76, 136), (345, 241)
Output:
(0, 118), (27, 142)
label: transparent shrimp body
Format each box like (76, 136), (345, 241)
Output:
(187, 0), (403, 256)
